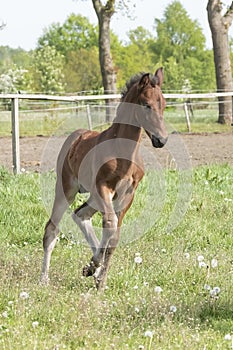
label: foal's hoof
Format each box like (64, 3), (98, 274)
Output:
(82, 262), (96, 277)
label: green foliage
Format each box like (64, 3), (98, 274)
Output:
(33, 45), (65, 93)
(0, 2), (221, 94)
(152, 0), (215, 92)
(0, 164), (233, 348)
(113, 27), (155, 89)
(38, 14), (98, 58)
(64, 47), (102, 93)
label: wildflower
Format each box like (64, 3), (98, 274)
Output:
(135, 307), (140, 313)
(8, 301), (13, 306)
(204, 284), (211, 291)
(144, 330), (153, 338)
(184, 252), (190, 259)
(197, 255), (204, 262)
(211, 258), (218, 268)
(134, 256), (142, 264)
(224, 334), (232, 341)
(213, 286), (221, 294)
(19, 291), (29, 299)
(154, 286), (163, 293)
(170, 305), (177, 313)
(2, 311), (8, 318)
(32, 321), (39, 328)
(210, 286), (220, 297)
(199, 261), (207, 268)
(133, 285), (138, 290)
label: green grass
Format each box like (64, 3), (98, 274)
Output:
(165, 108), (232, 133)
(0, 164), (233, 349)
(0, 107), (232, 137)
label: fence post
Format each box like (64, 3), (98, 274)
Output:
(86, 104), (92, 130)
(183, 102), (191, 132)
(11, 97), (20, 174)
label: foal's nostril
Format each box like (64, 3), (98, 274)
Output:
(151, 135), (168, 148)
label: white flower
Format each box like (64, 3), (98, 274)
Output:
(199, 261), (207, 268)
(133, 285), (138, 290)
(213, 286), (221, 294)
(19, 291), (29, 299)
(154, 286), (163, 293)
(210, 286), (220, 297)
(224, 334), (232, 340)
(197, 255), (205, 262)
(184, 252), (190, 259)
(134, 256), (143, 264)
(32, 321), (39, 328)
(211, 258), (218, 268)
(204, 284), (211, 291)
(170, 305), (177, 313)
(8, 301), (13, 306)
(135, 307), (140, 313)
(144, 330), (153, 338)
(2, 311), (8, 318)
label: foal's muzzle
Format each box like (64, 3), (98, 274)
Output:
(151, 134), (168, 148)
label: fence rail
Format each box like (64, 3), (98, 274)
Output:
(0, 92), (233, 174)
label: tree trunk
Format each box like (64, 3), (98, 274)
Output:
(92, 0), (117, 122)
(207, 0), (233, 124)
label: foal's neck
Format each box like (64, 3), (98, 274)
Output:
(110, 122), (142, 143)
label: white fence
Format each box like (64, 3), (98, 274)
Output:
(0, 91), (233, 174)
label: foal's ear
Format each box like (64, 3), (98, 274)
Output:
(154, 67), (164, 87)
(138, 73), (150, 91)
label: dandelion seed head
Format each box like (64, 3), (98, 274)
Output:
(32, 321), (39, 328)
(204, 284), (211, 291)
(144, 330), (153, 338)
(154, 286), (163, 293)
(197, 255), (205, 262)
(134, 256), (142, 264)
(19, 291), (29, 299)
(199, 261), (207, 268)
(170, 305), (177, 313)
(211, 258), (218, 268)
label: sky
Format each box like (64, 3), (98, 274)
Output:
(0, 0), (233, 51)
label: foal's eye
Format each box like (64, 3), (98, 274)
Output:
(145, 103), (151, 110)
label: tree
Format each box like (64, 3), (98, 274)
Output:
(33, 46), (65, 93)
(152, 1), (213, 92)
(207, 0), (233, 124)
(38, 14), (98, 58)
(64, 47), (102, 93)
(91, 0), (117, 120)
(0, 65), (31, 93)
(113, 27), (155, 89)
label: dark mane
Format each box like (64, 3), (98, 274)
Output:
(121, 72), (158, 100)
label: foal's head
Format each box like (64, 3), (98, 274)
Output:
(120, 68), (168, 148)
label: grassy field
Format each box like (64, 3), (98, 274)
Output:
(0, 163), (233, 349)
(0, 105), (232, 137)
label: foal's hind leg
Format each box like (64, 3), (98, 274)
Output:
(93, 195), (135, 290)
(41, 175), (78, 284)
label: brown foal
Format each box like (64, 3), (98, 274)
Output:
(41, 68), (168, 290)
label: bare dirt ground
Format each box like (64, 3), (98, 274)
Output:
(0, 132), (232, 172)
